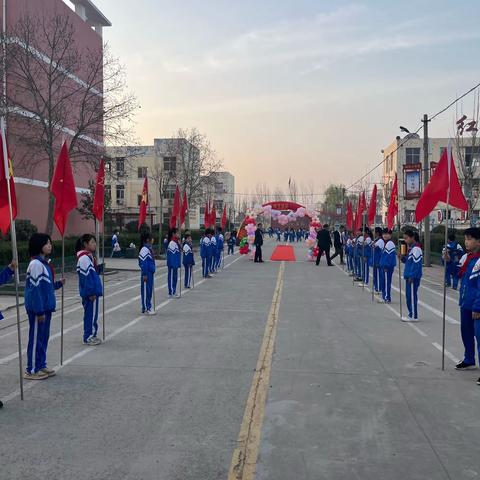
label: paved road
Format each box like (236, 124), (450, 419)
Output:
(1, 240), (479, 480)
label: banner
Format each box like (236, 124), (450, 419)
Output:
(403, 164), (421, 199)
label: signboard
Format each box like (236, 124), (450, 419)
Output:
(262, 201), (305, 211)
(403, 164), (422, 199)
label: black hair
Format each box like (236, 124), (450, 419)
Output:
(323, 224), (329, 229)
(414, 232), (420, 243)
(464, 227), (480, 240)
(448, 232), (456, 241)
(383, 228), (393, 235)
(403, 228), (415, 238)
(216, 226), (223, 233)
(184, 233), (192, 240)
(375, 226), (383, 236)
(29, 233), (52, 257)
(141, 231), (152, 246)
(75, 234), (95, 253)
(168, 228), (177, 242)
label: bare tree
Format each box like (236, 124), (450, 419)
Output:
(150, 160), (173, 245)
(1, 11), (138, 234)
(455, 93), (480, 225)
(159, 128), (222, 228)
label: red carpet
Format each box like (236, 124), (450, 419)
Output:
(270, 245), (296, 261)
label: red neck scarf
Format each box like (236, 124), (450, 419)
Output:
(458, 251), (480, 278)
(76, 250), (97, 267)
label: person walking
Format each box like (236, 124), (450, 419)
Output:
(330, 225), (344, 265)
(254, 223), (264, 263)
(316, 224), (333, 266)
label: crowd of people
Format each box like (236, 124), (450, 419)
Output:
(310, 222), (480, 385)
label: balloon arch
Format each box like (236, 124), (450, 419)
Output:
(237, 201), (321, 257)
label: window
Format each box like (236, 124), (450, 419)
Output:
(164, 156), (176, 172)
(137, 167), (147, 179)
(405, 148), (420, 165)
(215, 182), (224, 194)
(115, 157), (125, 176)
(464, 146), (480, 167)
(116, 185), (124, 205)
(163, 184), (176, 199)
(214, 200), (223, 211)
(105, 185), (111, 202)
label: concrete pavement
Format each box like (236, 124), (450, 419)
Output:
(1, 240), (479, 479)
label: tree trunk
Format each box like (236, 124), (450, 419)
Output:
(45, 153), (55, 235)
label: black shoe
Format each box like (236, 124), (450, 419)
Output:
(455, 361), (476, 370)
(477, 378), (480, 385)
(259, 260), (264, 263)
(0, 400), (3, 409)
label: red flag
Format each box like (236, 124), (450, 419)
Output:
(355, 192), (366, 231)
(170, 186), (180, 229)
(346, 201), (353, 231)
(367, 184), (377, 225)
(386, 173), (398, 229)
(92, 158), (105, 222)
(221, 205), (227, 229)
(138, 177), (148, 230)
(416, 146), (468, 223)
(204, 201), (210, 228)
(0, 125), (17, 235)
(210, 204), (217, 227)
(51, 142), (78, 237)
(179, 191), (188, 227)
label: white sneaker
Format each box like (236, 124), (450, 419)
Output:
(401, 316), (418, 322)
(174, 293), (180, 298)
(84, 337), (102, 346)
(145, 309), (157, 316)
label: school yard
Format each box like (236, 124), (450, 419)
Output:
(0, 239), (479, 480)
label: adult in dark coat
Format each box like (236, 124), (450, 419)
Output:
(254, 223), (264, 263)
(330, 225), (345, 265)
(316, 224), (333, 266)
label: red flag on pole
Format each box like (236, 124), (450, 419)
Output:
(170, 186), (180, 229)
(51, 142), (78, 237)
(386, 173), (398, 229)
(179, 191), (188, 227)
(92, 158), (105, 222)
(204, 201), (210, 228)
(0, 125), (17, 235)
(210, 204), (216, 228)
(368, 184), (377, 225)
(415, 146), (468, 223)
(346, 201), (353, 231)
(355, 192), (366, 231)
(138, 177), (148, 230)
(221, 205), (227, 229)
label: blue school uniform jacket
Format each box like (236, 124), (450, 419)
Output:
(167, 240), (181, 268)
(227, 236), (235, 248)
(139, 245), (156, 274)
(379, 240), (397, 269)
(77, 252), (103, 299)
(373, 238), (384, 266)
(25, 257), (62, 315)
(0, 266), (14, 319)
(403, 244), (423, 280)
(217, 234), (224, 252)
(183, 243), (195, 266)
(364, 237), (372, 264)
(444, 241), (464, 265)
(459, 254), (480, 311)
(200, 236), (210, 259)
(209, 236), (217, 257)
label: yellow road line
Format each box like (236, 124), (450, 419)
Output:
(228, 261), (285, 480)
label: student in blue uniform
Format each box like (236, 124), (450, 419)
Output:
(167, 228), (181, 297)
(283, 229), (289, 242)
(227, 231), (236, 255)
(346, 235), (354, 273)
(373, 227), (385, 294)
(275, 228), (281, 242)
(354, 229), (363, 281)
(139, 231), (156, 315)
(76, 234), (103, 346)
(182, 233), (195, 288)
(378, 228), (396, 304)
(216, 226), (224, 269)
(24, 233), (64, 380)
(401, 229), (423, 321)
(289, 229), (295, 243)
(200, 229), (211, 278)
(443, 232), (464, 290)
(455, 228), (480, 379)
(363, 229), (373, 285)
(209, 230), (217, 274)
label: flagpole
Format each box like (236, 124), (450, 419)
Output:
(371, 219), (375, 303)
(362, 211), (366, 291)
(178, 216), (182, 299)
(397, 220), (403, 320)
(102, 208), (106, 340)
(1, 118), (23, 400)
(60, 234), (65, 364)
(441, 204), (449, 371)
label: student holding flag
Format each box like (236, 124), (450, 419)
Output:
(139, 231), (156, 315)
(200, 228), (212, 278)
(167, 227), (181, 297)
(373, 227), (385, 294)
(401, 229), (423, 322)
(24, 234), (64, 379)
(378, 228), (396, 304)
(182, 233), (195, 288)
(215, 226), (224, 270)
(443, 232), (464, 290)
(210, 229), (217, 273)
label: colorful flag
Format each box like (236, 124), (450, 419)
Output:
(179, 191), (188, 227)
(92, 158), (105, 222)
(51, 141), (78, 237)
(346, 201), (353, 231)
(221, 205), (227, 229)
(210, 204), (216, 228)
(386, 173), (398, 229)
(355, 192), (366, 231)
(0, 124), (17, 235)
(204, 201), (210, 228)
(367, 184), (377, 225)
(415, 146), (468, 223)
(138, 176), (148, 230)
(170, 185), (181, 229)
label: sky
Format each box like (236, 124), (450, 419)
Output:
(85, 0), (480, 198)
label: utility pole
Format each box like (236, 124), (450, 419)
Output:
(423, 113), (431, 266)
